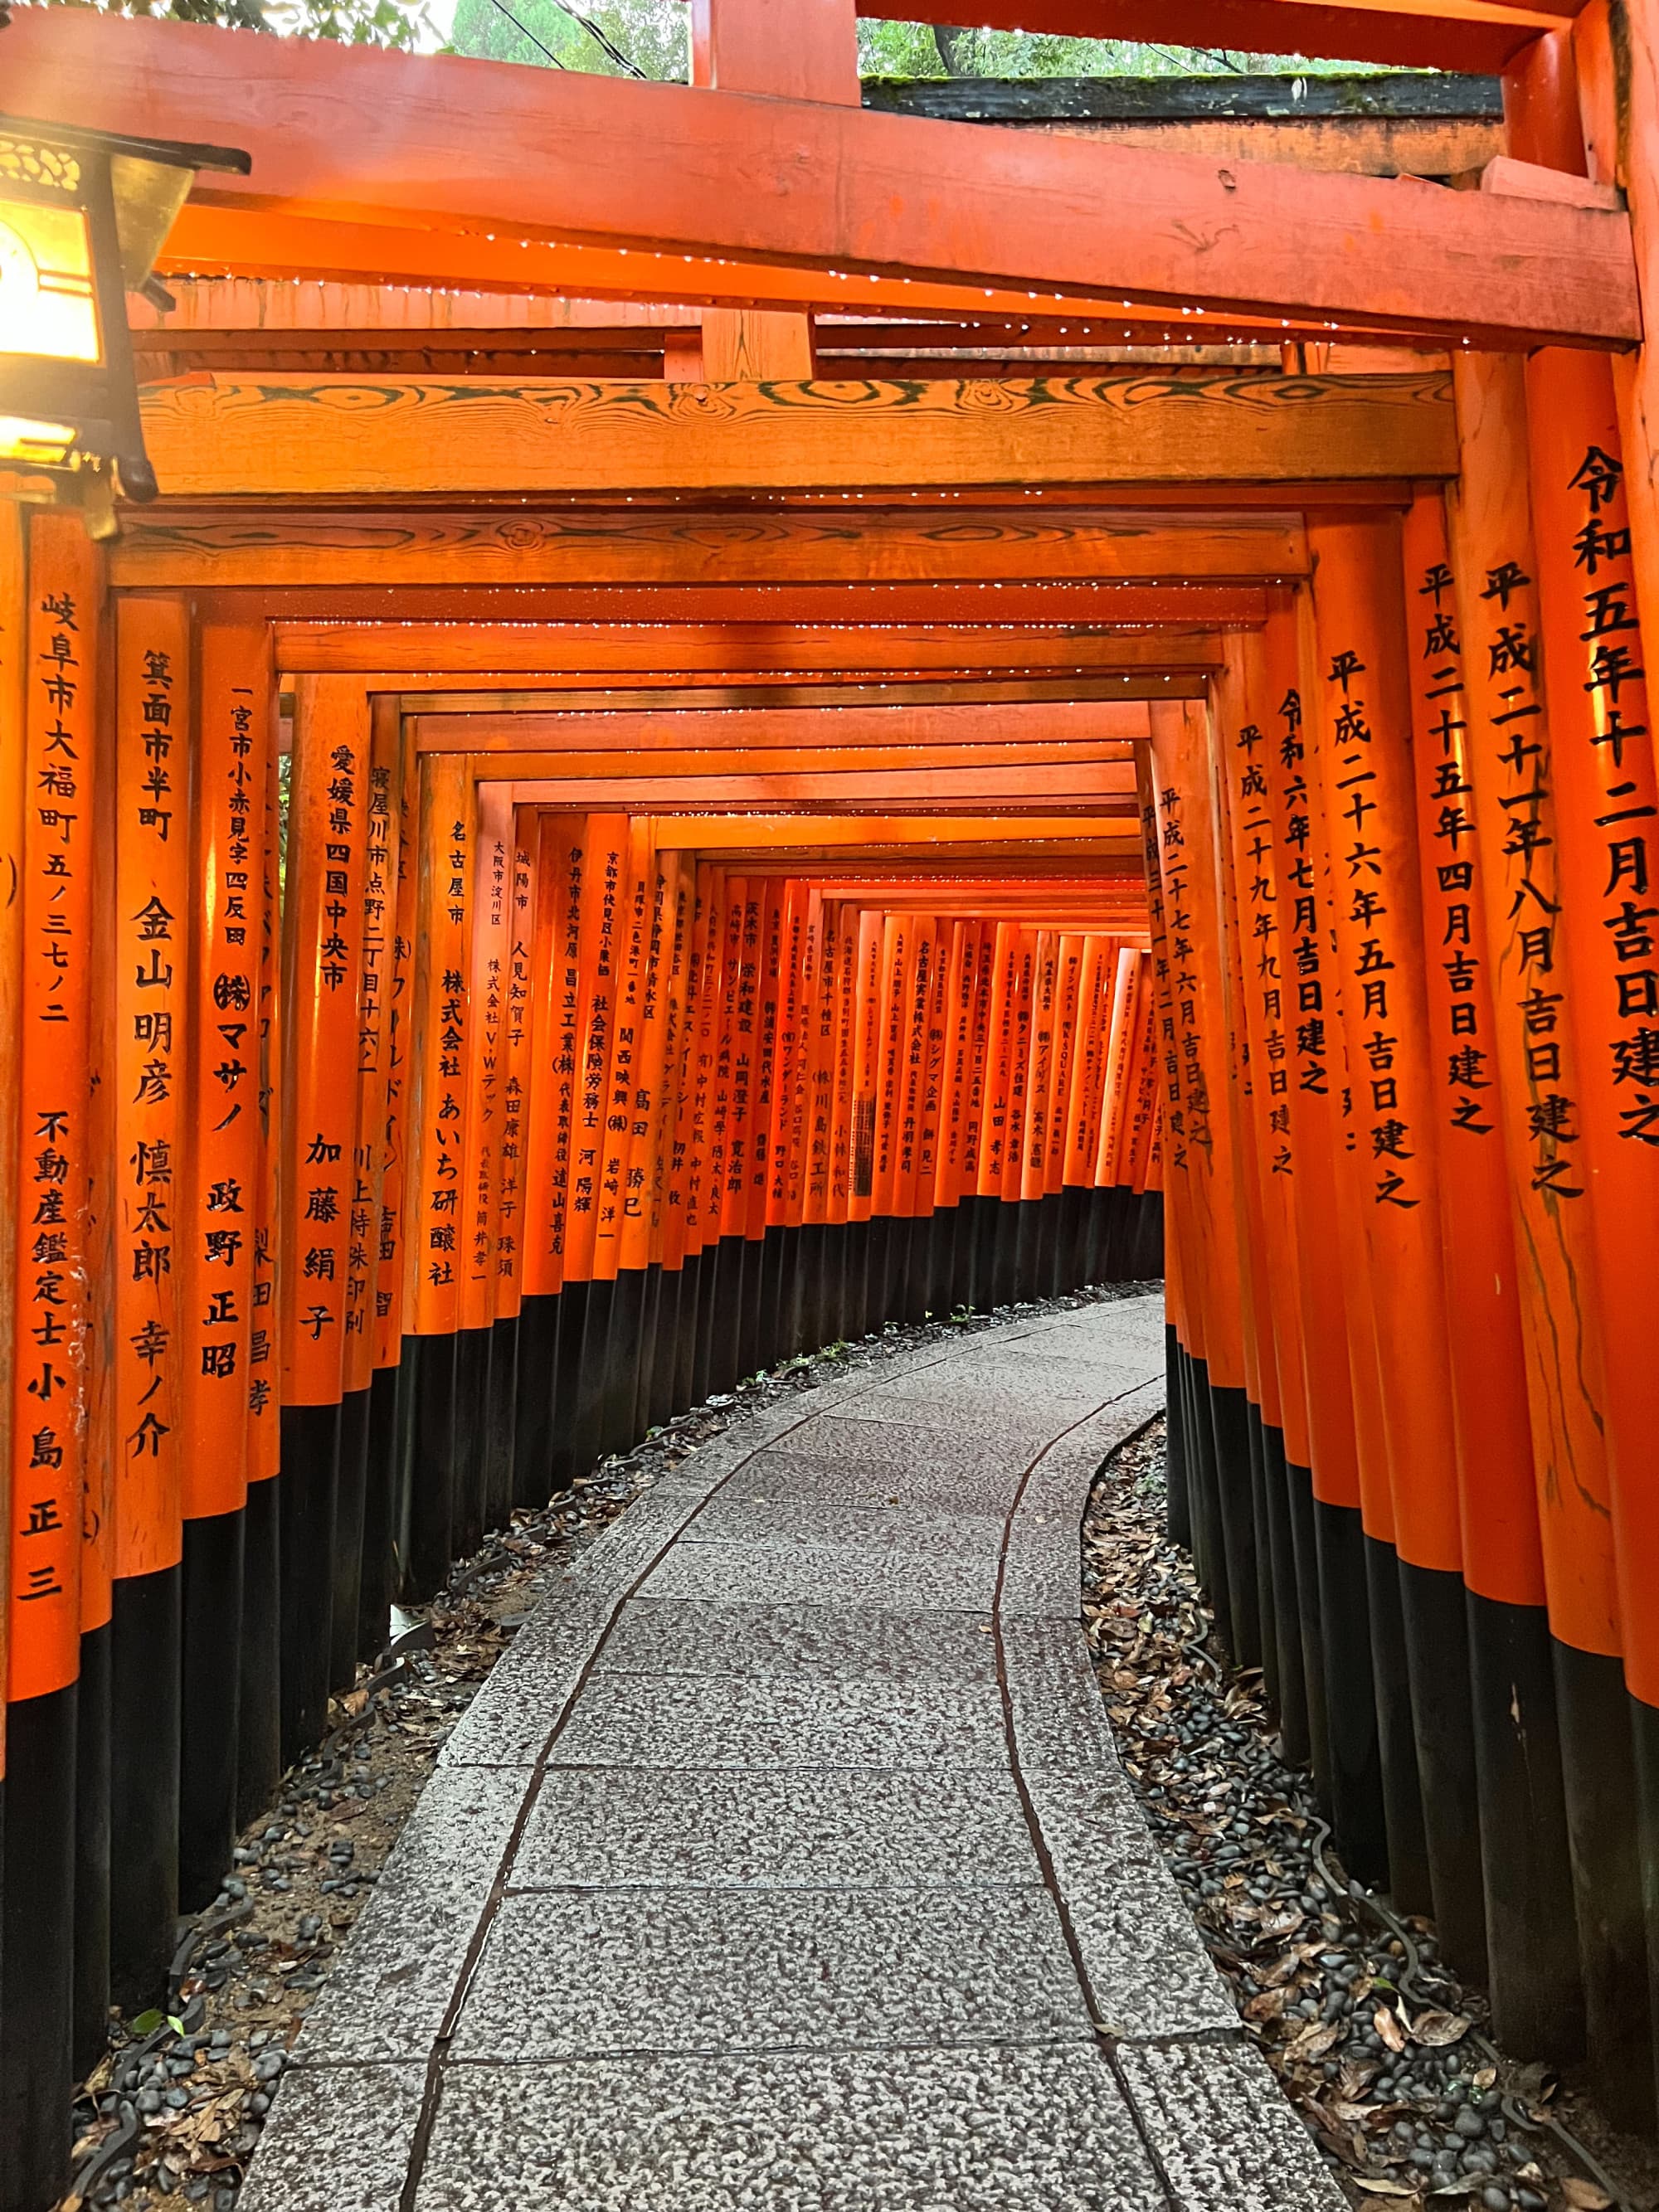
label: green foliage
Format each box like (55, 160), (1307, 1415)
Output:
(29, 0), (437, 48)
(447, 0), (684, 75)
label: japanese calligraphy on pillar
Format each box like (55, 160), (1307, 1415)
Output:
(182, 625), (270, 1519)
(10, 514), (100, 1699)
(114, 601), (188, 1578)
(282, 679), (369, 1400)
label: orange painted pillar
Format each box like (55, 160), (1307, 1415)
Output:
(361, 717), (417, 1609)
(177, 623), (275, 1913)
(394, 751), (471, 1598)
(2, 513), (101, 2205)
(1400, 485), (1583, 2058)
(1449, 346), (1633, 2082)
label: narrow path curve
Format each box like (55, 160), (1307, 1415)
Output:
(240, 1296), (1345, 2211)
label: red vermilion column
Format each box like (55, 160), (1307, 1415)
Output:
(2, 512), (101, 2206)
(1306, 512), (1484, 1958)
(1253, 589), (1370, 1857)
(178, 624), (273, 1912)
(1448, 348), (1628, 2083)
(1400, 485), (1582, 2059)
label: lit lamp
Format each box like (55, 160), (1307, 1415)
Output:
(0, 115), (249, 509)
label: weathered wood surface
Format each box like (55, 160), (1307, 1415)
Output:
(859, 71), (1505, 124)
(447, 741), (1140, 779)
(6, 12), (1630, 345)
(643, 813), (1141, 848)
(110, 505), (1306, 588)
(273, 624), (1224, 676)
(500, 768), (1136, 809)
(191, 581), (1270, 626)
(859, 0), (1573, 73)
(132, 375), (1457, 498)
(416, 697), (1151, 754)
(395, 674), (1206, 712)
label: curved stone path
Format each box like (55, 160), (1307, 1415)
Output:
(242, 1295), (1344, 2212)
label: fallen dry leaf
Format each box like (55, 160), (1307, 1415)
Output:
(1284, 2021), (1341, 2064)
(1561, 2182), (1616, 2210)
(1354, 2180), (1419, 2200)
(1374, 2005), (1408, 2054)
(1409, 2009), (1470, 2049)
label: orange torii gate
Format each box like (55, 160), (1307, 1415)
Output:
(10, 0), (1659, 2203)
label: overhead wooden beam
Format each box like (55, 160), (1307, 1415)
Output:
(6, 12), (1633, 346)
(272, 622), (1225, 676)
(111, 505), (1306, 589)
(499, 767), (1136, 808)
(195, 582), (1271, 626)
(452, 741), (1137, 776)
(644, 814), (1140, 848)
(417, 697), (1152, 753)
(132, 375), (1455, 499)
(395, 674), (1206, 711)
(859, 0), (1571, 72)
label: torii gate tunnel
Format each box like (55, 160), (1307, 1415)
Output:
(6, 0), (1659, 2202)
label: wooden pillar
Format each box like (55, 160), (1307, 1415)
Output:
(689, 0), (854, 379)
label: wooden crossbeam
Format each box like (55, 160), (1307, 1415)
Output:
(273, 625), (1223, 676)
(113, 506), (1306, 589)
(638, 814), (1141, 846)
(503, 769), (1136, 808)
(6, 12), (1632, 347)
(861, 0), (1574, 72)
(204, 583), (1270, 625)
(133, 375), (1454, 498)
(395, 674), (1207, 711)
(417, 698), (1152, 754)
(454, 741), (1138, 777)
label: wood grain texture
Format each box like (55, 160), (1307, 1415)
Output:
(178, 581), (1272, 626)
(111, 504), (1306, 588)
(9, 13), (1623, 343)
(132, 374), (1456, 498)
(394, 674), (1208, 711)
(414, 697), (1151, 753)
(271, 624), (1224, 676)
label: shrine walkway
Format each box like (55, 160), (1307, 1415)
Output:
(237, 1296), (1342, 2211)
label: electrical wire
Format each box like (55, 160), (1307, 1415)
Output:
(483, 0), (566, 67)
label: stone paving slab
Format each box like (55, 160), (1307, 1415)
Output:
(512, 1766), (1041, 1889)
(291, 1765), (523, 2065)
(636, 1532), (1002, 1612)
(418, 2045), (1168, 2211)
(718, 1446), (1020, 1514)
(1114, 2038), (1350, 2210)
(450, 1884), (1092, 2060)
(245, 1298), (1344, 2212)
(550, 1668), (1009, 1769)
(599, 1597), (1001, 1687)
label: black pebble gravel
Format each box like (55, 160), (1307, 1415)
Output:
(1082, 1418), (1621, 2212)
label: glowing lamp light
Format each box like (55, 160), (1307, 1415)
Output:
(0, 114), (248, 508)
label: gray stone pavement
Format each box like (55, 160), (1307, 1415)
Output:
(241, 1296), (1345, 2212)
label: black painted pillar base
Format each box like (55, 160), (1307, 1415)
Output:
(278, 1398), (342, 1767)
(1164, 1327), (1191, 1550)
(1209, 1382), (1260, 1671)
(512, 1294), (559, 1508)
(601, 1270), (646, 1459)
(1554, 1641), (1656, 2133)
(1399, 1558), (1487, 1981)
(484, 1313), (520, 1533)
(451, 1327), (492, 1561)
(1467, 1588), (1584, 2067)
(180, 1506), (246, 1913)
(236, 1477), (282, 1827)
(73, 1620), (110, 2076)
(0, 1683), (76, 2212)
(547, 1283), (586, 1494)
(1257, 1422), (1309, 1767)
(1313, 1498), (1389, 1889)
(359, 1362), (400, 1659)
(570, 1277), (615, 1477)
(1245, 1403), (1279, 1719)
(397, 1334), (456, 1606)
(330, 1384), (372, 1694)
(109, 1563), (180, 2012)
(676, 1254), (704, 1416)
(1364, 1535), (1433, 1921)
(1285, 1457), (1332, 1804)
